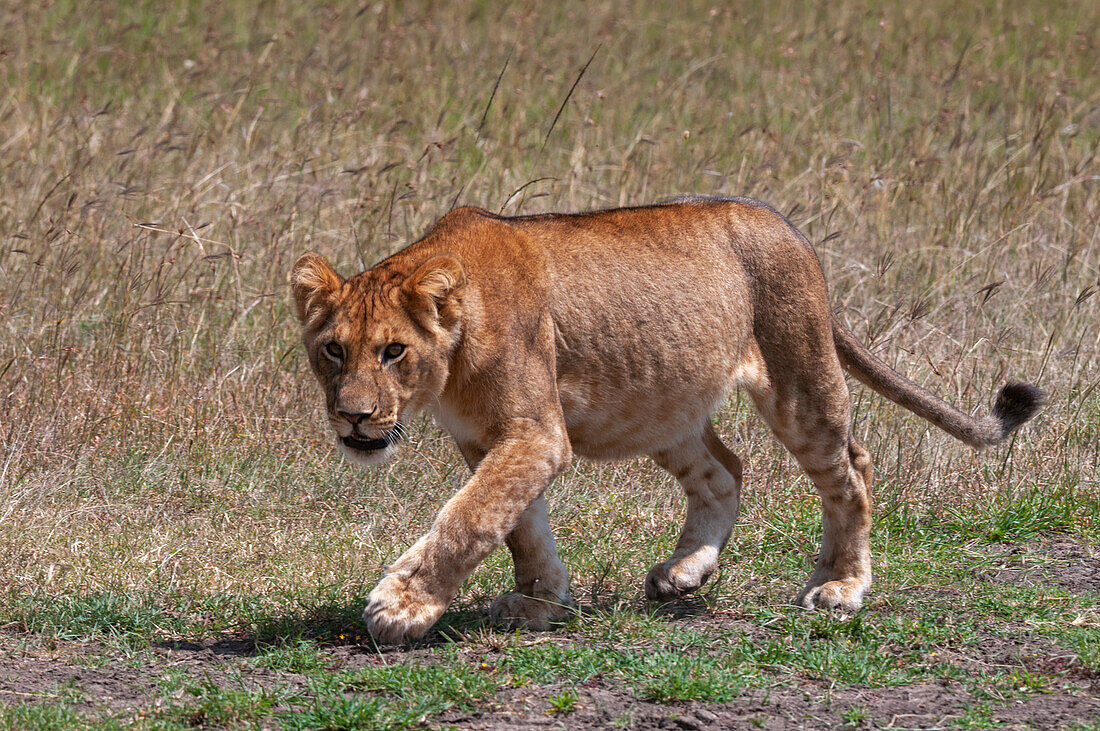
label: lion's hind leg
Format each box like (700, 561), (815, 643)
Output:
(747, 362), (873, 613)
(646, 423), (743, 602)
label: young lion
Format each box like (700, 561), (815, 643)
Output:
(291, 197), (1043, 644)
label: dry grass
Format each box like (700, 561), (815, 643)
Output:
(1, 0), (1098, 624)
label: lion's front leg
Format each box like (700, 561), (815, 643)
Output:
(490, 494), (577, 631)
(362, 534), (453, 644)
(362, 417), (571, 643)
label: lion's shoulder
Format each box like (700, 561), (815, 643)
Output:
(430, 206), (501, 231)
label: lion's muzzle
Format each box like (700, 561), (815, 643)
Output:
(339, 423), (403, 455)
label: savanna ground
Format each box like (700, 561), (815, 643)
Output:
(1, 1), (1098, 728)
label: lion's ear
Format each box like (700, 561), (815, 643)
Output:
(291, 252), (343, 326)
(401, 254), (466, 327)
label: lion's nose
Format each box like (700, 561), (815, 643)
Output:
(337, 408), (375, 424)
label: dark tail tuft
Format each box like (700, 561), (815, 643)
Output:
(992, 382), (1046, 440)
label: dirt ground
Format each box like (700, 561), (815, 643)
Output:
(440, 683), (1100, 730)
(973, 538), (1100, 596)
(1, 631), (1097, 729)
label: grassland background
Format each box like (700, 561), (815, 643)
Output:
(0, 0), (1098, 728)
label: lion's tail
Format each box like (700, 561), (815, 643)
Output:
(831, 316), (1045, 449)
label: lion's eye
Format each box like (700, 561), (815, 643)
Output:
(323, 342), (344, 361)
(383, 343), (406, 361)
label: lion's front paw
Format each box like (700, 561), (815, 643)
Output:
(490, 590), (577, 631)
(795, 578), (868, 613)
(363, 573), (447, 644)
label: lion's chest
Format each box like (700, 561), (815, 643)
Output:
(430, 406), (486, 449)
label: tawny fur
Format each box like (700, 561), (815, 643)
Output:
(291, 197), (1044, 644)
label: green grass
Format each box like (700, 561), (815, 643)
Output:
(1, 551), (1095, 726)
(150, 653), (499, 729)
(1, 493), (1096, 725)
(2, 482), (1097, 725)
(943, 484), (1090, 543)
(162, 677), (298, 728)
(0, 705), (102, 731)
(1056, 628), (1100, 675)
(2, 593), (186, 645)
(251, 639), (330, 674)
(275, 695), (389, 731)
(546, 687), (579, 714)
(953, 703), (1006, 729)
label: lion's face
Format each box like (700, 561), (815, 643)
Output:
(291, 252), (466, 467)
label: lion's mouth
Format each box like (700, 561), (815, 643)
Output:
(341, 425), (402, 453)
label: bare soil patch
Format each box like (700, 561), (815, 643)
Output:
(0, 638), (156, 712)
(438, 681), (1100, 730)
(974, 538), (1100, 595)
(935, 630), (1098, 688)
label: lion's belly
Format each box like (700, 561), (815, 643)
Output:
(558, 381), (727, 459)
(555, 340), (759, 460)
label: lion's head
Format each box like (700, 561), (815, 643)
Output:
(291, 251), (466, 467)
